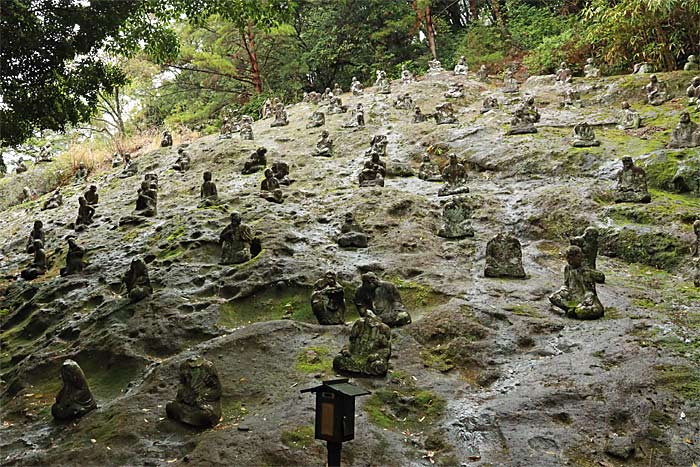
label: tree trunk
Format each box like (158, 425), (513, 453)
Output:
(469, 0), (478, 21)
(246, 22), (263, 93)
(425, 5), (437, 60)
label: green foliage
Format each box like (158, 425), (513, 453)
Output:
(280, 425), (315, 449)
(456, 26), (506, 69)
(523, 30), (576, 74)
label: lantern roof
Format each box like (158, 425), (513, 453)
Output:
(301, 378), (371, 397)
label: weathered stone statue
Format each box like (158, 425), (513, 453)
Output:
(476, 65), (488, 82)
(304, 91), (322, 104)
(199, 171), (219, 207)
(271, 161), (292, 185)
(144, 172), (159, 190)
(502, 67), (518, 93)
(0, 154), (6, 176)
(84, 185), (99, 205)
(428, 59), (444, 73)
(569, 226), (601, 271)
(434, 102), (457, 124)
(687, 76), (700, 105)
(27, 220), (45, 253)
(306, 110), (325, 128)
(645, 75), (668, 106)
(76, 196), (95, 227)
(219, 116), (236, 139)
(21, 240), (47, 280)
(343, 103), (365, 128)
(358, 160), (385, 187)
(366, 135), (388, 158)
(572, 122), (600, 147)
(328, 96), (347, 114)
(333, 310), (391, 376)
(684, 55), (699, 71)
(161, 130), (173, 147)
(377, 75), (391, 94)
(617, 101), (642, 130)
(337, 212), (368, 248)
(119, 153), (138, 178)
(261, 98), (274, 119)
(413, 107), (427, 123)
(694, 258), (700, 288)
(260, 168), (284, 203)
(549, 245), (605, 319)
(394, 93), (414, 110)
(271, 102), (289, 127)
(669, 111), (699, 148)
(74, 162), (88, 182)
(555, 62), (572, 83)
(111, 152), (124, 168)
(444, 82), (464, 98)
(333, 82), (343, 96)
(36, 145), (52, 163)
(614, 156), (651, 203)
(438, 153), (469, 197)
(173, 148), (191, 172)
(351, 77), (364, 95)
(481, 96), (498, 114)
(583, 58), (600, 78)
(219, 212), (255, 264)
(322, 87), (333, 101)
(240, 118), (254, 140)
(135, 181), (158, 217)
(507, 97), (540, 135)
(484, 233), (526, 278)
(166, 356), (222, 428)
(454, 56), (468, 75)
(311, 271), (346, 325)
(60, 238), (85, 276)
(693, 219), (700, 257)
(42, 188), (63, 210)
(401, 65), (415, 84)
(562, 88), (582, 107)
(123, 258), (152, 302)
(353, 272), (411, 327)
(21, 186), (35, 201)
(313, 130), (334, 157)
(418, 154), (442, 181)
(438, 197), (474, 238)
(51, 360), (97, 421)
(242, 147), (267, 174)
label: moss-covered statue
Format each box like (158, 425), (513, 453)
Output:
(306, 110), (325, 128)
(353, 272), (411, 327)
(199, 171), (219, 207)
(337, 212), (368, 248)
(219, 211), (255, 265)
(333, 311), (391, 376)
(123, 258), (152, 302)
(684, 55), (699, 71)
(686, 76), (700, 105)
(242, 147), (267, 174)
(572, 122), (600, 147)
(438, 197), (474, 239)
(76, 196), (95, 227)
(669, 111), (699, 149)
(313, 130), (333, 157)
(555, 61), (572, 83)
(645, 74), (668, 106)
(570, 226), (604, 282)
(454, 56), (468, 75)
(173, 147), (191, 172)
(418, 154), (442, 181)
(617, 102), (641, 130)
(21, 240), (47, 280)
(84, 185), (99, 205)
(51, 359), (97, 421)
(161, 130), (173, 147)
(60, 238), (85, 276)
(613, 156), (651, 203)
(311, 271), (346, 325)
(134, 181), (158, 217)
(26, 220), (45, 254)
(270, 102), (289, 127)
(438, 154), (469, 197)
(507, 96), (539, 135)
(583, 58), (600, 78)
(260, 168), (284, 203)
(549, 245), (605, 320)
(484, 233), (526, 278)
(166, 356), (222, 428)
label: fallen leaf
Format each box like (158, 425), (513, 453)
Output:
(90, 439), (96, 444)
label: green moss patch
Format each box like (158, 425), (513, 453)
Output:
(655, 365), (700, 401)
(599, 227), (688, 270)
(280, 425), (315, 449)
(218, 286), (314, 327)
(295, 346), (333, 374)
(386, 276), (449, 310)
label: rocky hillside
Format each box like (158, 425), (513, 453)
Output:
(1, 68), (699, 467)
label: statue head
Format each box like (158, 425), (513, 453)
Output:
(344, 212), (355, 223)
(689, 55), (698, 64)
(583, 226), (599, 240)
(61, 359), (89, 390)
(33, 220), (43, 230)
(124, 153), (131, 162)
(256, 147), (267, 156)
(560, 62), (567, 69)
(78, 196), (86, 206)
(264, 168), (273, 178)
(587, 57), (594, 64)
(565, 245), (583, 268)
(621, 101), (630, 109)
(680, 111), (690, 124)
(693, 76), (700, 86)
(525, 95), (535, 106)
(203, 171), (212, 182)
(321, 130), (329, 138)
(371, 153), (380, 163)
(33, 239), (43, 250)
(621, 156), (634, 169)
(650, 74), (658, 83)
(449, 153), (458, 165)
(89, 185), (96, 192)
(325, 270), (337, 283)
(230, 211), (241, 225)
(422, 154), (430, 162)
(361, 272), (380, 288)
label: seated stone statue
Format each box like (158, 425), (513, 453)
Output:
(350, 77), (364, 95)
(342, 103), (365, 128)
(161, 130), (173, 147)
(365, 135), (388, 159)
(21, 185), (35, 201)
(687, 76), (700, 105)
(242, 147), (267, 174)
(0, 154), (6, 176)
(572, 122), (600, 147)
(428, 59), (444, 73)
(304, 91), (322, 104)
(42, 188), (63, 210)
(119, 154), (138, 178)
(645, 75), (668, 106)
(434, 102), (457, 124)
(614, 156), (651, 203)
(333, 310), (391, 376)
(502, 67), (518, 93)
(199, 171), (219, 207)
(444, 83), (464, 99)
(694, 258), (700, 288)
(337, 212), (368, 248)
(260, 168), (284, 203)
(454, 56), (468, 75)
(271, 161), (292, 185)
(122, 258), (152, 302)
(313, 130), (334, 157)
(570, 226), (604, 282)
(321, 87), (333, 101)
(669, 111), (699, 148)
(220, 212), (255, 264)
(328, 96), (347, 114)
(111, 152), (124, 168)
(135, 181), (158, 217)
(438, 153), (469, 196)
(617, 101), (642, 130)
(261, 98), (274, 119)
(166, 356), (222, 428)
(358, 161), (385, 187)
(21, 240), (47, 280)
(685, 55), (699, 71)
(394, 93), (414, 110)
(74, 162), (88, 182)
(333, 83), (343, 96)
(37, 145), (52, 163)
(173, 148), (191, 172)
(377, 76), (391, 94)
(270, 102), (289, 127)
(507, 97), (540, 135)
(401, 65), (414, 84)
(84, 185), (99, 205)
(311, 271), (346, 325)
(60, 238), (85, 276)
(76, 196), (95, 227)
(219, 116), (236, 139)
(583, 58), (600, 78)
(51, 360), (97, 421)
(306, 110), (325, 128)
(555, 62), (572, 83)
(413, 107), (427, 123)
(26, 220), (45, 254)
(562, 88), (582, 107)
(549, 246), (605, 320)
(438, 197), (474, 238)
(353, 272), (411, 327)
(484, 233), (526, 278)
(476, 65), (488, 82)
(418, 154), (442, 181)
(481, 96), (498, 114)
(693, 219), (700, 257)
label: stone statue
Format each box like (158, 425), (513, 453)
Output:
(240, 119), (254, 140)
(645, 75), (668, 106)
(358, 160), (385, 187)
(694, 258), (700, 288)
(21, 240), (47, 280)
(401, 65), (415, 84)
(687, 76), (700, 105)
(333, 82), (343, 96)
(350, 77), (364, 95)
(633, 62), (652, 74)
(454, 56), (468, 75)
(311, 271), (346, 325)
(161, 130), (173, 147)
(261, 98), (274, 119)
(134, 181), (157, 217)
(617, 101), (642, 130)
(614, 156), (651, 203)
(428, 59), (444, 73)
(572, 122), (600, 147)
(438, 153), (469, 197)
(569, 226), (601, 271)
(21, 186), (35, 201)
(0, 154), (6, 176)
(418, 154), (442, 181)
(242, 147), (267, 174)
(51, 360), (97, 421)
(507, 96), (540, 135)
(304, 91), (322, 104)
(502, 67), (518, 93)
(173, 148), (191, 172)
(84, 185), (99, 205)
(111, 152), (124, 168)
(322, 87), (333, 101)
(353, 272), (411, 327)
(42, 188), (63, 210)
(366, 135), (388, 158)
(37, 145), (52, 163)
(434, 102), (457, 124)
(166, 356), (222, 428)
(199, 171), (219, 207)
(549, 245), (605, 320)
(669, 111), (699, 148)
(219, 116), (236, 139)
(306, 110), (325, 128)
(377, 75), (391, 94)
(260, 168), (284, 203)
(555, 62), (572, 83)
(328, 96), (347, 114)
(693, 219), (700, 257)
(413, 107), (427, 123)
(476, 65), (488, 82)
(271, 102), (289, 127)
(26, 220), (45, 254)
(313, 130), (334, 157)
(394, 93), (414, 110)
(438, 197), (474, 238)
(74, 162), (88, 182)
(60, 237), (85, 276)
(343, 103), (365, 128)
(337, 212), (368, 248)
(119, 153), (138, 178)
(481, 96), (498, 114)
(684, 55), (699, 71)
(219, 212), (255, 264)
(123, 258), (152, 302)
(484, 233), (526, 278)
(271, 161), (292, 185)
(583, 58), (600, 78)
(75, 196), (95, 227)
(444, 82), (464, 98)
(562, 88), (582, 107)
(333, 310), (391, 376)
